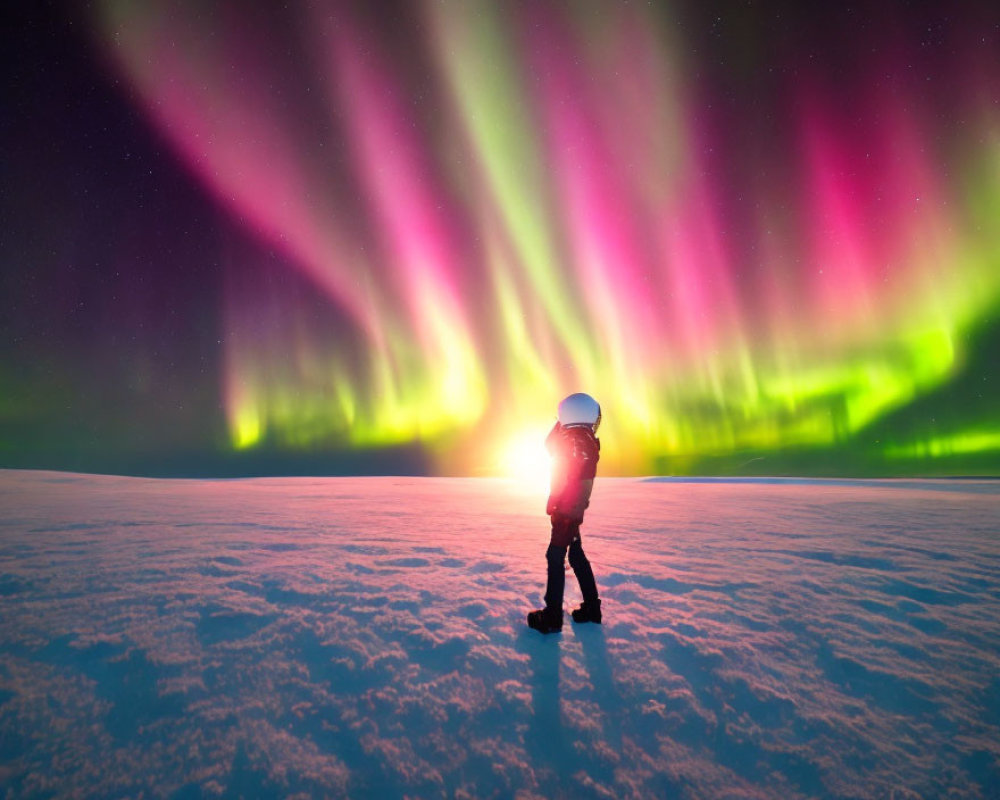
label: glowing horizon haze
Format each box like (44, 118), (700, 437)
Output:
(94, 0), (1000, 475)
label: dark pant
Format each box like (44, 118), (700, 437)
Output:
(544, 515), (599, 611)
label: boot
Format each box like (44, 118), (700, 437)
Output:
(571, 599), (602, 624)
(527, 606), (563, 634)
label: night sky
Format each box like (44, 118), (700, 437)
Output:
(2, 0), (998, 477)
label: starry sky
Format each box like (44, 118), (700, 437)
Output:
(2, 0), (998, 477)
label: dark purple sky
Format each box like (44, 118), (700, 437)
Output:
(2, 1), (998, 476)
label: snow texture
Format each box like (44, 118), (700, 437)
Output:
(1, 470), (998, 799)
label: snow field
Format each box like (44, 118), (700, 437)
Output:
(0, 471), (998, 798)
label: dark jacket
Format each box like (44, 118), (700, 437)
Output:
(545, 422), (600, 521)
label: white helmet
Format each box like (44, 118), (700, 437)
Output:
(558, 393), (601, 431)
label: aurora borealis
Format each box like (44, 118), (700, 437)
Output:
(2, 1), (999, 476)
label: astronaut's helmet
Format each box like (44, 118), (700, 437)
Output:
(557, 393), (601, 432)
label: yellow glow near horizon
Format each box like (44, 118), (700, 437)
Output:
(499, 427), (553, 489)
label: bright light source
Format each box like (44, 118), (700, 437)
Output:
(499, 428), (552, 488)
